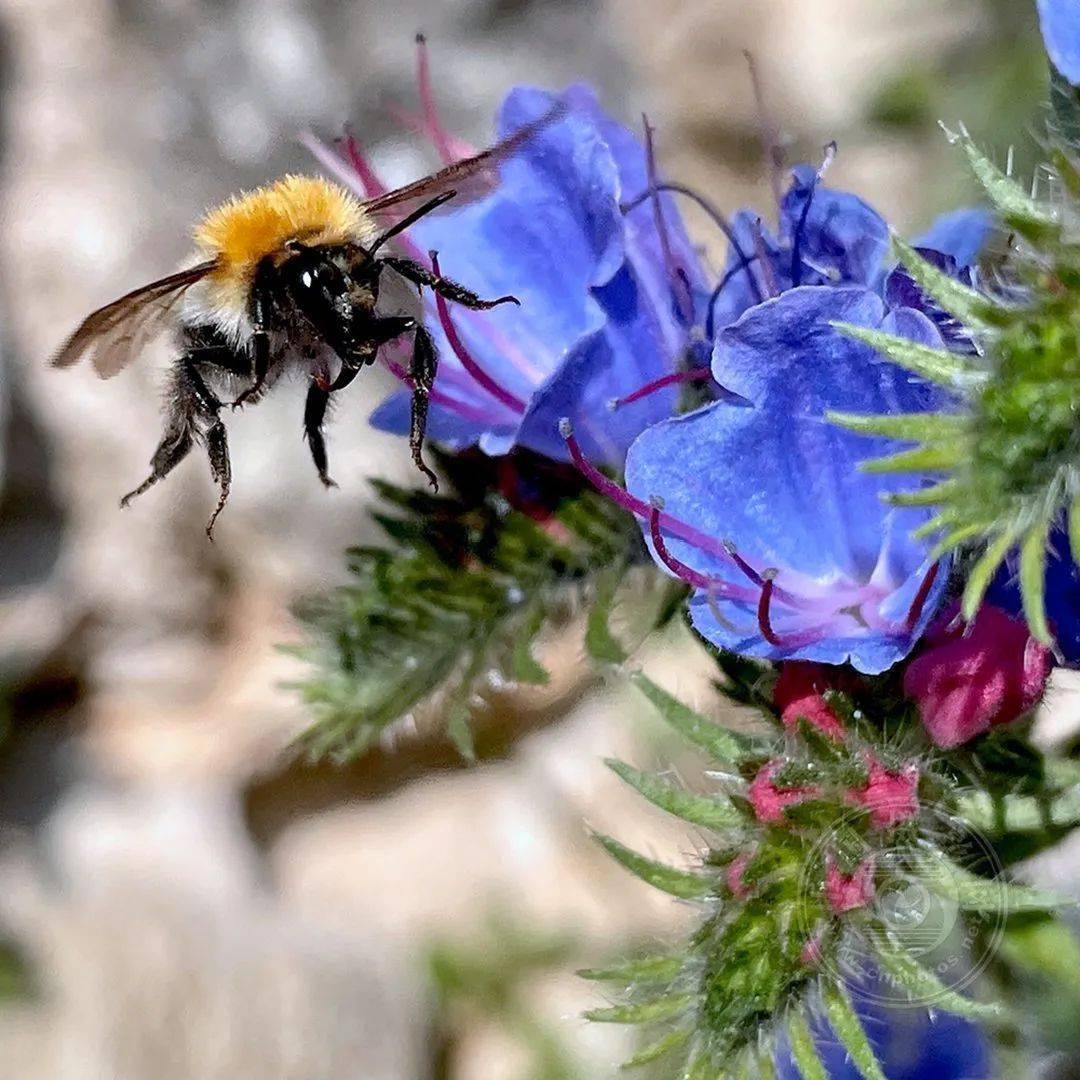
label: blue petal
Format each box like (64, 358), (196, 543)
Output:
(517, 266), (683, 462)
(626, 286), (945, 673)
(913, 207), (993, 267)
(1039, 0), (1080, 83)
(374, 84), (701, 466)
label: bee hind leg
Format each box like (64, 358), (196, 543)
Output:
(120, 426), (195, 509)
(203, 420), (232, 540)
(120, 357), (210, 508)
(407, 323), (439, 490)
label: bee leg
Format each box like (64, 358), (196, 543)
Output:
(120, 358), (216, 508)
(231, 284), (272, 409)
(303, 383), (338, 489)
(407, 323), (439, 490)
(382, 255), (520, 310)
(230, 330), (269, 410)
(203, 421), (232, 540)
(120, 427), (195, 509)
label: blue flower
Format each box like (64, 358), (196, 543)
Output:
(708, 166), (990, 337)
(1039, 0), (1080, 84)
(622, 287), (948, 674)
(364, 84), (708, 469)
(776, 989), (993, 1079)
(989, 529), (1080, 666)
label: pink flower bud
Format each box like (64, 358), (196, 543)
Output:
(748, 760), (820, 824)
(773, 662), (846, 741)
(903, 604), (1053, 749)
(845, 753), (919, 829)
(825, 854), (876, 913)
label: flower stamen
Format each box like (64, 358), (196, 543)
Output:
(414, 33), (456, 165)
(647, 501), (748, 603)
(751, 218), (779, 297)
(621, 182), (762, 310)
(608, 368), (714, 410)
(905, 561), (940, 631)
(642, 115), (695, 326)
(790, 142), (836, 286)
(758, 571), (783, 645)
(340, 129), (387, 198)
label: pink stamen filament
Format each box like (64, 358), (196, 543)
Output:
(414, 33), (456, 165)
(610, 368), (713, 410)
(430, 253), (526, 414)
(383, 358), (495, 424)
(648, 505), (754, 601)
(758, 575), (782, 645)
(905, 561), (940, 630)
(560, 420), (794, 596)
(341, 130), (387, 198)
(642, 115), (695, 326)
(559, 420), (929, 649)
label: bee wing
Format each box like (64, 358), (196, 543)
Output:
(361, 99), (566, 219)
(51, 260), (217, 378)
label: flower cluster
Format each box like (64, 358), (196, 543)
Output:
(297, 18), (1080, 1078)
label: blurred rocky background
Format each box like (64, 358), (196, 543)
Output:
(0, 1), (1069, 1078)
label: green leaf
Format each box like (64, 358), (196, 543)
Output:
(858, 442), (964, 475)
(826, 410), (966, 442)
(509, 602), (551, 685)
(890, 236), (1002, 330)
(681, 1050), (715, 1080)
(584, 993), (692, 1023)
(1070, 493), (1080, 565)
(606, 759), (742, 831)
(290, 477), (639, 761)
(831, 323), (978, 387)
(870, 935), (1003, 1020)
(956, 785), (1080, 834)
(884, 480), (959, 508)
(586, 563), (629, 663)
(786, 1010), (827, 1080)
(953, 129), (1057, 231)
(621, 1028), (691, 1069)
(915, 852), (1068, 913)
(630, 672), (759, 763)
(1020, 519), (1052, 645)
(446, 703), (476, 762)
(962, 526), (1021, 622)
(593, 833), (712, 900)
(821, 983), (886, 1080)
(578, 954), (685, 984)
(1051, 68), (1080, 157)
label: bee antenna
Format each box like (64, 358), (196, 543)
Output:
(369, 191), (457, 254)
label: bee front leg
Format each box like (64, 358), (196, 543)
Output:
(303, 383), (337, 489)
(407, 324), (439, 490)
(382, 255), (519, 311)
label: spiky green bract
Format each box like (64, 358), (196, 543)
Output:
(829, 128), (1080, 645)
(288, 463), (642, 762)
(583, 677), (1051, 1077)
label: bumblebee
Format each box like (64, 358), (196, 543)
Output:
(53, 109), (556, 536)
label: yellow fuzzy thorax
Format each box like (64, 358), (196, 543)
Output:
(194, 175), (376, 305)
